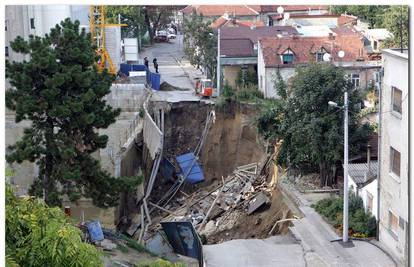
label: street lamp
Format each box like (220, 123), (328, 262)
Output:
(328, 92), (350, 244)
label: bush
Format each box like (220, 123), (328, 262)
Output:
(313, 194), (377, 237)
(6, 184), (102, 266)
(235, 84), (263, 102)
(135, 259), (186, 267)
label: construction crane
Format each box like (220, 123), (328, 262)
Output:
(89, 5), (127, 75)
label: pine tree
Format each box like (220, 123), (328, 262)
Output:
(6, 19), (123, 208)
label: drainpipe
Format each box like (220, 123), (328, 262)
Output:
(367, 144), (371, 173)
(217, 28), (221, 97)
(376, 67), (383, 240)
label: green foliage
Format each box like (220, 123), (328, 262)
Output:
(381, 6), (409, 49)
(6, 19), (122, 208)
(235, 84), (263, 102)
(120, 234), (154, 255)
(256, 63), (371, 186)
(273, 70), (288, 100)
(6, 184), (102, 266)
(312, 194), (377, 237)
(183, 13), (217, 81)
(330, 5), (408, 48)
(135, 259), (186, 267)
(330, 5), (388, 27)
(235, 69), (258, 88)
(106, 6), (145, 38)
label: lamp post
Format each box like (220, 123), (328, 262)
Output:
(216, 28), (221, 97)
(328, 92), (349, 243)
(327, 49), (349, 243)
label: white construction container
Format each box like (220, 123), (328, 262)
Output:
(123, 38), (139, 62)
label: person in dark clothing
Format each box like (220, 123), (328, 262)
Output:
(154, 62), (159, 73)
(144, 57), (149, 69)
(153, 58), (159, 73)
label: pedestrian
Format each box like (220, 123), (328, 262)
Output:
(154, 62), (159, 73)
(144, 57), (149, 69)
(153, 58), (159, 73)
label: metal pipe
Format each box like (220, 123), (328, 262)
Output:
(217, 28), (221, 96)
(343, 91), (349, 242)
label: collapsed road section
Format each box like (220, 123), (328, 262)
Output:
(116, 96), (298, 265)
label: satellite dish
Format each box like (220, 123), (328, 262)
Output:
(338, 50), (345, 58)
(283, 13), (290, 20)
(277, 6), (284, 14)
(323, 53), (331, 62)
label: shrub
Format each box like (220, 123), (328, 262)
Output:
(135, 259), (186, 267)
(235, 84), (263, 102)
(6, 184), (102, 267)
(313, 194), (377, 237)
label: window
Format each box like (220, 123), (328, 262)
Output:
(389, 210), (399, 237)
(392, 86), (402, 114)
(390, 146), (401, 177)
(282, 49), (294, 64)
(373, 40), (378, 50)
(351, 74), (360, 88)
(30, 18), (35, 29)
(5, 46), (9, 57)
(316, 48), (327, 62)
(366, 192), (373, 214)
(260, 75), (263, 90)
(5, 20), (7, 31)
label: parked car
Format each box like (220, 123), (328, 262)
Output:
(154, 31), (168, 42)
(168, 33), (177, 39)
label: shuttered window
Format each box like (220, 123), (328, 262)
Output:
(390, 146), (401, 177)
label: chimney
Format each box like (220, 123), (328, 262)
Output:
(367, 144), (371, 174)
(328, 32), (335, 40)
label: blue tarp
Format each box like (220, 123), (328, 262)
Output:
(176, 152), (204, 184)
(87, 221), (104, 242)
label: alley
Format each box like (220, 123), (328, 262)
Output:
(140, 34), (203, 90)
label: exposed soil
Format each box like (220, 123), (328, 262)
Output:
(206, 188), (293, 244)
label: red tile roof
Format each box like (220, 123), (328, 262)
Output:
(260, 32), (369, 67)
(181, 5), (261, 16)
(338, 14), (358, 26)
(260, 5), (329, 13)
(211, 16), (265, 29)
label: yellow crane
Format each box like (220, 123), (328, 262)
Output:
(89, 5), (127, 75)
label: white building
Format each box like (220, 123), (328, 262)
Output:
(378, 49), (408, 266)
(347, 161), (378, 218)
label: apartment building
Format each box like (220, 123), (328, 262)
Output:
(378, 48), (409, 266)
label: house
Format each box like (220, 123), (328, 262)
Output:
(347, 151), (378, 218)
(257, 26), (381, 98)
(211, 15), (265, 29)
(378, 49), (408, 266)
(218, 26), (298, 89)
(181, 5), (261, 22)
(268, 13), (357, 28)
(363, 29), (393, 52)
(260, 5), (330, 26)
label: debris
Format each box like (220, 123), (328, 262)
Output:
(100, 238), (117, 250)
(247, 192), (270, 215)
(87, 220), (104, 242)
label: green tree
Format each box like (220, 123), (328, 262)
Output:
(106, 6), (145, 38)
(6, 184), (103, 266)
(142, 6), (182, 44)
(381, 6), (409, 49)
(183, 12), (217, 81)
(330, 5), (388, 27)
(257, 63), (371, 186)
(6, 19), (122, 208)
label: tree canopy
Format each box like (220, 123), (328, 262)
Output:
(106, 6), (145, 38)
(6, 19), (123, 208)
(257, 64), (371, 186)
(331, 5), (408, 48)
(183, 13), (217, 81)
(6, 184), (103, 267)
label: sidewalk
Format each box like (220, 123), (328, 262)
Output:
(282, 180), (397, 267)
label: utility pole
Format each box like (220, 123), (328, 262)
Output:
(343, 91), (349, 243)
(399, 5), (404, 53)
(216, 28), (221, 97)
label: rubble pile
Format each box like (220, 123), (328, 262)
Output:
(146, 162), (275, 241)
